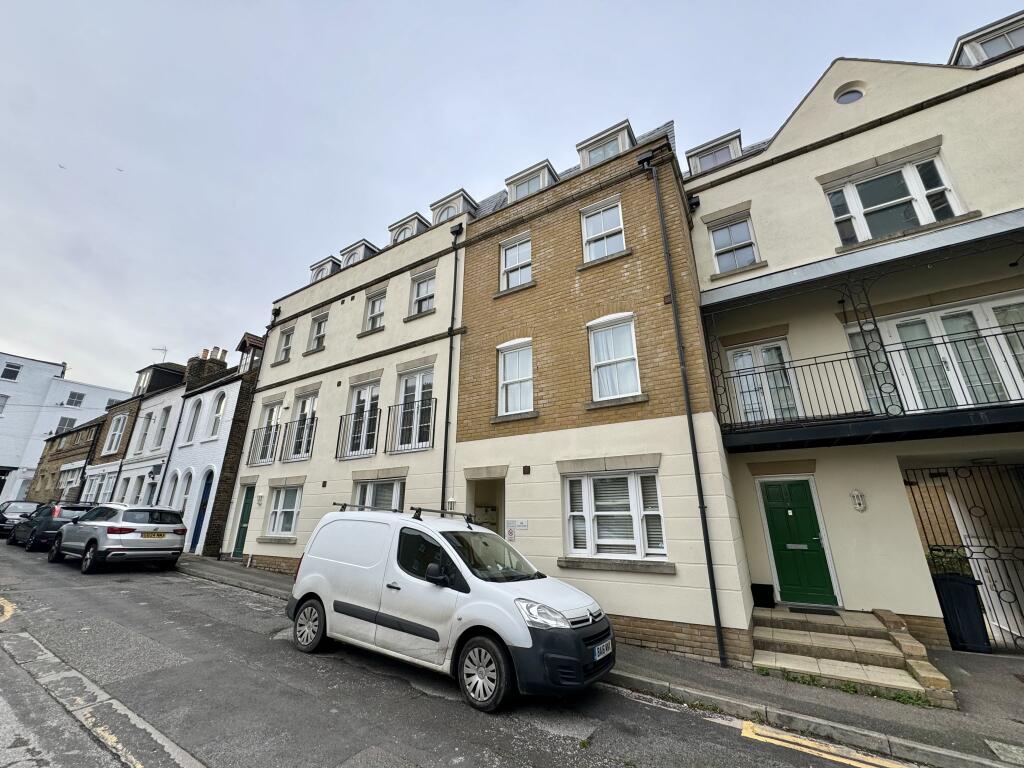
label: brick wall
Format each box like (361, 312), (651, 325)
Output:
(25, 426), (99, 503)
(457, 138), (712, 443)
(900, 613), (951, 649)
(610, 614), (754, 667)
(88, 399), (141, 466)
(251, 553), (300, 575)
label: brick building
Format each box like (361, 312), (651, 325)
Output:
(24, 416), (105, 503)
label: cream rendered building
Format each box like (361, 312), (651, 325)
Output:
(687, 13), (1024, 653)
(225, 204), (470, 571)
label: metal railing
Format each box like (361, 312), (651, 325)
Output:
(246, 424), (280, 466)
(280, 417), (318, 462)
(713, 324), (1024, 430)
(336, 408), (380, 460)
(385, 397), (436, 454)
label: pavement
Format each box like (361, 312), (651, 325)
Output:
(0, 545), (947, 768)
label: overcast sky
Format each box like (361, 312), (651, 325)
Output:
(1, 1), (1016, 390)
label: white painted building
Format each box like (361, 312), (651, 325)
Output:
(0, 351), (129, 502)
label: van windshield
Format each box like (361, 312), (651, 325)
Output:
(442, 530), (542, 583)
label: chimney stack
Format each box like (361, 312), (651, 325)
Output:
(185, 345), (229, 392)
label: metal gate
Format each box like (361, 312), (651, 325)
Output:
(904, 464), (1024, 652)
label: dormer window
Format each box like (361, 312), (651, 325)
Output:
(311, 266), (327, 282)
(394, 227), (412, 243)
(429, 189), (478, 224)
(577, 120), (635, 169)
(339, 239), (379, 267)
(505, 162), (558, 203)
(134, 370), (151, 396)
(685, 130), (743, 176)
(387, 214), (429, 244)
(950, 12), (1024, 65)
(309, 256), (340, 283)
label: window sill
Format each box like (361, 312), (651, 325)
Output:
(557, 556), (676, 574)
(403, 308), (436, 323)
(356, 326), (385, 339)
(493, 280), (537, 299)
(270, 358), (290, 368)
(577, 248), (633, 272)
(834, 210), (982, 254)
(585, 393), (649, 411)
(256, 535), (297, 545)
(178, 442), (194, 449)
(710, 260), (769, 281)
(490, 410), (539, 424)
(199, 437), (219, 444)
(302, 346), (325, 357)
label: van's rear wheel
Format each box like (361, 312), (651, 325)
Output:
(458, 636), (511, 712)
(293, 598), (326, 653)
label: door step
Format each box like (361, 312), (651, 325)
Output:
(754, 626), (905, 669)
(753, 606), (889, 639)
(753, 650), (954, 707)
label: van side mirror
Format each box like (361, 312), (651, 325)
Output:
(424, 562), (447, 586)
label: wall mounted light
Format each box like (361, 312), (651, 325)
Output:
(850, 489), (867, 513)
(256, 493), (264, 506)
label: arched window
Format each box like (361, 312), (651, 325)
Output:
(393, 226), (412, 244)
(343, 251), (362, 266)
(311, 266), (327, 282)
(184, 401), (202, 443)
(180, 472), (193, 514)
(209, 393), (226, 437)
(436, 205), (457, 224)
(165, 472), (179, 507)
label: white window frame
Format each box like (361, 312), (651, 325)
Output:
(268, 486), (301, 535)
(66, 391), (85, 408)
(587, 313), (641, 401)
(500, 233), (532, 291)
(103, 414), (127, 455)
(0, 394), (7, 416)
(587, 136), (621, 166)
(308, 312), (329, 351)
(1, 363), (21, 381)
(364, 291), (386, 331)
(134, 370), (151, 396)
(564, 471), (666, 559)
(513, 173), (542, 201)
(411, 272), (435, 315)
(824, 156), (963, 245)
(497, 339), (533, 416)
(978, 23), (1024, 59)
(435, 205), (457, 224)
(709, 216), (760, 274)
(56, 416), (77, 434)
(310, 266), (327, 283)
(209, 393), (226, 437)
(697, 145), (732, 173)
(580, 196), (625, 263)
(726, 338), (803, 423)
(393, 226), (413, 243)
(276, 327), (294, 362)
(183, 401), (202, 443)
(154, 406), (171, 447)
(353, 479), (405, 511)
(133, 413), (152, 453)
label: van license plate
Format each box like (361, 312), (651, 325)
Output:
(141, 532), (165, 539)
(593, 639), (612, 661)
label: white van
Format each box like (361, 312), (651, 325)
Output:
(287, 509), (615, 711)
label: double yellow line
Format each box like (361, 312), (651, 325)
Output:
(741, 721), (909, 768)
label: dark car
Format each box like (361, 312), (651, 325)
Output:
(1, 501), (40, 537)
(7, 502), (92, 551)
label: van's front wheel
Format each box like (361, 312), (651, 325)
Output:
(458, 636), (511, 712)
(293, 598), (326, 653)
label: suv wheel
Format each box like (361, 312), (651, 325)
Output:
(293, 598), (326, 653)
(458, 636), (512, 712)
(24, 531), (38, 551)
(47, 535), (65, 563)
(81, 543), (100, 574)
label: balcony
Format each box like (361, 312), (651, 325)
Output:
(336, 408), (380, 460)
(246, 424), (280, 466)
(385, 397), (436, 454)
(714, 324), (1024, 450)
(280, 417), (318, 462)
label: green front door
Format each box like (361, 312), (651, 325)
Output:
(231, 486), (256, 558)
(761, 480), (837, 606)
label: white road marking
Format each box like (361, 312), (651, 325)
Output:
(1, 631), (206, 768)
(987, 739), (1024, 766)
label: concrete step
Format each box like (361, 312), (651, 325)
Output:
(752, 650), (955, 708)
(753, 626), (905, 669)
(752, 606), (889, 640)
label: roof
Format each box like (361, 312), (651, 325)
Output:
(237, 332), (265, 351)
(45, 414), (107, 442)
(136, 361), (186, 375)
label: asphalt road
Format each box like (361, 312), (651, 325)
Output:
(0, 543), (896, 768)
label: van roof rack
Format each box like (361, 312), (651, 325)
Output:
(410, 505), (475, 528)
(332, 502), (403, 514)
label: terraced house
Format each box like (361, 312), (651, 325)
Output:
(227, 198), (471, 571)
(452, 120), (753, 666)
(688, 10), (1024, 679)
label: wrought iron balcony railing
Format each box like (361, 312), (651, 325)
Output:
(280, 417), (318, 462)
(385, 397), (436, 454)
(336, 407), (380, 460)
(246, 424), (280, 466)
(713, 324), (1024, 431)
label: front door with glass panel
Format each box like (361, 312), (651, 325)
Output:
(728, 341), (800, 423)
(347, 383), (379, 458)
(396, 371), (433, 451)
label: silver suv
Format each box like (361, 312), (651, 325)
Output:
(48, 504), (186, 574)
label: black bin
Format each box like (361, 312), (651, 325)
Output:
(932, 573), (991, 653)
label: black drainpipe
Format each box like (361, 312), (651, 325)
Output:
(639, 148), (728, 668)
(439, 222), (463, 509)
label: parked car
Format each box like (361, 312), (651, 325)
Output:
(7, 502), (90, 550)
(0, 501), (39, 538)
(287, 509), (615, 712)
(48, 503), (186, 574)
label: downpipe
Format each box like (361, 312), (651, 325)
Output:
(439, 222), (463, 510)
